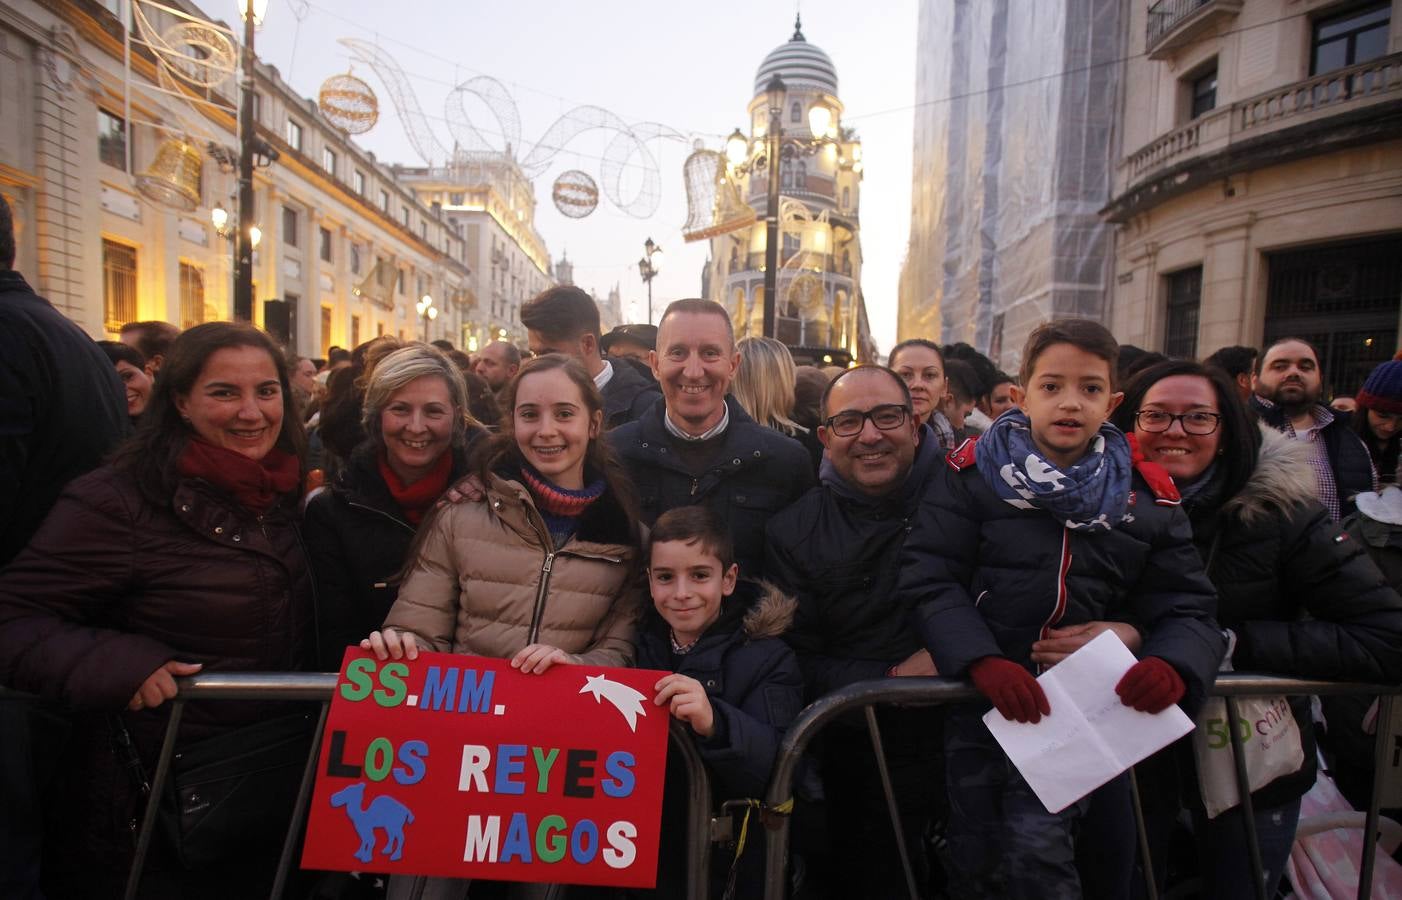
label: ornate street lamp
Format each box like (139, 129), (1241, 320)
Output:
(416, 294), (438, 341)
(724, 79), (856, 341)
(233, 0), (270, 322)
(638, 237), (663, 325)
(761, 74), (785, 339)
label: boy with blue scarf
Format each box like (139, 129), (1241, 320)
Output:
(898, 319), (1224, 899)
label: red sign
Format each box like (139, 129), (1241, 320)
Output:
(301, 649), (671, 888)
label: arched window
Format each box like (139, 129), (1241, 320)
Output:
(790, 101), (801, 124)
(842, 187), (851, 208)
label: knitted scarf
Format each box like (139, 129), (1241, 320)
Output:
(519, 463), (606, 547)
(974, 409), (1132, 533)
(177, 438), (300, 514)
(377, 448), (454, 525)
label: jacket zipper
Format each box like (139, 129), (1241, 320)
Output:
(346, 500), (415, 534)
(1037, 528), (1074, 670)
(527, 552), (556, 645)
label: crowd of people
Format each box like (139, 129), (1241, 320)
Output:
(3, 193), (1402, 899)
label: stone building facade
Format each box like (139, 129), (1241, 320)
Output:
(900, 0), (1401, 392)
(1105, 0), (1401, 395)
(0, 0), (495, 355)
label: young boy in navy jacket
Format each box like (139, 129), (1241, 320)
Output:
(639, 506), (803, 899)
(897, 320), (1224, 899)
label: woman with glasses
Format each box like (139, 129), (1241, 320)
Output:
(1081, 359), (1402, 899)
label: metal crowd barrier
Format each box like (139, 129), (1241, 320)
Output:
(113, 672), (713, 900)
(8, 673), (1398, 899)
(759, 674), (1402, 900)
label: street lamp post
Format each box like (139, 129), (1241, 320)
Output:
(416, 294), (438, 342)
(233, 0), (268, 322)
(761, 74), (785, 340)
(638, 237), (663, 324)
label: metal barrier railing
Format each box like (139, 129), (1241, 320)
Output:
(108, 672), (713, 900)
(760, 674), (1402, 900)
(7, 673), (1398, 899)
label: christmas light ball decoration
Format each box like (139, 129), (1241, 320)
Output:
(552, 170), (599, 219)
(318, 72), (379, 135)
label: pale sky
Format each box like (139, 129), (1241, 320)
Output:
(251, 0), (917, 354)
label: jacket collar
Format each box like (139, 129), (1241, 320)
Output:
(601, 357), (652, 417)
(485, 465), (637, 553)
(337, 441), (471, 522)
(1198, 424), (1318, 526)
(0, 269), (35, 295)
(640, 579), (796, 653)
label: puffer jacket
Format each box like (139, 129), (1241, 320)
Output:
(1184, 427), (1402, 808)
(898, 440), (1225, 714)
(0, 464), (314, 891)
(303, 439), (475, 669)
(765, 424), (943, 698)
(384, 468), (642, 665)
(608, 397), (814, 577)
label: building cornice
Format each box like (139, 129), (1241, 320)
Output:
(1103, 99), (1402, 223)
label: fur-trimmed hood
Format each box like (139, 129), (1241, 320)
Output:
(1222, 424), (1319, 526)
(740, 579), (798, 639)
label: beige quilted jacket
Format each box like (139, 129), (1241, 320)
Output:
(383, 471), (642, 666)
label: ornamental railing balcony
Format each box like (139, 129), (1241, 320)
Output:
(1122, 52), (1402, 188)
(1146, 0), (1242, 58)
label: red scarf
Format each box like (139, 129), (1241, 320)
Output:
(378, 448), (454, 525)
(177, 439), (301, 514)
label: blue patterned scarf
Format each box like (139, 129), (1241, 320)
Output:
(974, 409), (1132, 533)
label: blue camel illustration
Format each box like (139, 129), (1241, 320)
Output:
(329, 782), (414, 863)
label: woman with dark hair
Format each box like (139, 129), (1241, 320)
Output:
(1353, 359), (1402, 486)
(98, 339), (154, 422)
(889, 338), (956, 448)
(0, 322), (314, 897)
(304, 344), (484, 669)
(1089, 358), (1402, 899)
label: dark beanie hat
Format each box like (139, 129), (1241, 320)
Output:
(1357, 360), (1402, 415)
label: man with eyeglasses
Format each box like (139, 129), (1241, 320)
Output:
(765, 364), (948, 897)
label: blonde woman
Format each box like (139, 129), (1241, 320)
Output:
(732, 337), (823, 470)
(303, 344), (484, 669)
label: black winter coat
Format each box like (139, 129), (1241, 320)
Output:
(0, 465), (314, 893)
(608, 397), (814, 577)
(898, 442), (1225, 713)
(0, 270), (129, 565)
(303, 439), (475, 669)
(765, 424), (943, 698)
(1252, 396), (1376, 518)
(601, 357), (661, 429)
(1185, 429), (1402, 807)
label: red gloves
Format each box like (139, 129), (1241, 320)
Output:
(969, 656), (1050, 723)
(1116, 657), (1185, 713)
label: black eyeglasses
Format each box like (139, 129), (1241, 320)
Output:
(824, 404), (910, 437)
(1135, 410), (1222, 435)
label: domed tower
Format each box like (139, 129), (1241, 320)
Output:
(706, 16), (871, 363)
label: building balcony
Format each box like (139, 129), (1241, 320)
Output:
(1146, 0), (1243, 59)
(1107, 53), (1402, 220)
